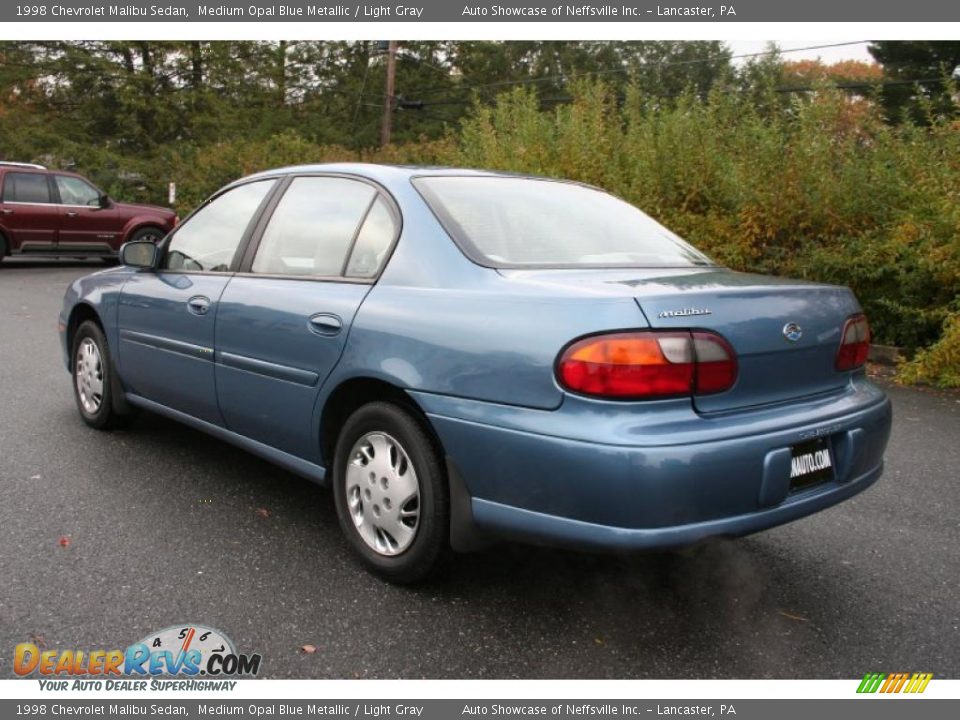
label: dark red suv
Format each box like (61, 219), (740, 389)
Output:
(0, 162), (177, 263)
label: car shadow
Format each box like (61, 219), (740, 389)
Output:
(114, 407), (846, 674)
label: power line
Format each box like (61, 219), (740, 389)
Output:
(410, 41), (872, 98)
(409, 74), (951, 111)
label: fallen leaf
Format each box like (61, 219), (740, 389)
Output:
(594, 638), (605, 645)
(255, 508), (271, 518)
(57, 536), (71, 548)
(300, 644), (317, 654)
(778, 609), (809, 622)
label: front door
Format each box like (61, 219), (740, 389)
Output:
(53, 174), (124, 253)
(117, 178), (277, 424)
(0, 171), (59, 251)
(215, 175), (400, 461)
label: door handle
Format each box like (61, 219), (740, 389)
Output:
(65, 211), (78, 218)
(1, 209), (13, 216)
(308, 313), (343, 336)
(187, 296), (211, 316)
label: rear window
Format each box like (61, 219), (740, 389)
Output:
(413, 176), (713, 268)
(3, 172), (51, 204)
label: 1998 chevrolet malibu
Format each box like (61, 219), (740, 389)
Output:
(59, 164), (892, 582)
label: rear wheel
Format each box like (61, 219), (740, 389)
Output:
(0, 232), (7, 265)
(72, 320), (126, 430)
(332, 401), (449, 583)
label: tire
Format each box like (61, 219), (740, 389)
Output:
(71, 320), (126, 430)
(127, 226), (165, 245)
(0, 232), (7, 265)
(332, 401), (450, 583)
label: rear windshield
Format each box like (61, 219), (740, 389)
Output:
(413, 176), (713, 268)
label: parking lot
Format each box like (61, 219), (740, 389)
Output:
(0, 259), (958, 679)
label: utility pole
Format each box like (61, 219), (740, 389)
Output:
(381, 40), (398, 147)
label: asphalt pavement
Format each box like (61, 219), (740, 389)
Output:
(0, 259), (958, 679)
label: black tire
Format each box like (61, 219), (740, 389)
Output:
(0, 232), (7, 265)
(71, 320), (126, 430)
(128, 226), (165, 245)
(332, 401), (450, 584)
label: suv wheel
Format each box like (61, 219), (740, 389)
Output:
(332, 402), (450, 583)
(128, 226), (165, 245)
(0, 232), (7, 265)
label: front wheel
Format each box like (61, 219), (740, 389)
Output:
(72, 320), (125, 429)
(332, 402), (449, 583)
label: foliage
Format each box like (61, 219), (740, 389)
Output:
(867, 41), (960, 122)
(450, 81), (960, 386)
(1, 42), (958, 385)
(899, 314), (960, 387)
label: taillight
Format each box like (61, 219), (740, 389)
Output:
(836, 314), (870, 371)
(556, 331), (738, 400)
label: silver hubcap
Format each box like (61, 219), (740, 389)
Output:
(345, 432), (420, 556)
(75, 338), (104, 414)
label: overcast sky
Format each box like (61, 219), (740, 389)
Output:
(727, 40), (874, 64)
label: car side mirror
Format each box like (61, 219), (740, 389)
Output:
(120, 240), (158, 269)
(98, 193), (111, 208)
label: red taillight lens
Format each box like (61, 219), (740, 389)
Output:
(692, 332), (739, 394)
(557, 331), (737, 400)
(836, 314), (870, 371)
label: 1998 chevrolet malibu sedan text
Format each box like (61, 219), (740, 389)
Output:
(59, 164), (892, 582)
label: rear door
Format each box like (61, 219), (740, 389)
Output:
(215, 175), (399, 461)
(117, 178), (277, 424)
(53, 174), (124, 253)
(0, 171), (59, 250)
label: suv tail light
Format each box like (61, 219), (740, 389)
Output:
(556, 331), (738, 400)
(836, 314), (870, 371)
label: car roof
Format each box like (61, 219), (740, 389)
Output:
(234, 163), (529, 188)
(0, 165), (91, 181)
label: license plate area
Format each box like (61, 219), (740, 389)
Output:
(789, 437), (834, 491)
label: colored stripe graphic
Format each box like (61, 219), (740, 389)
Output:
(857, 672), (932, 693)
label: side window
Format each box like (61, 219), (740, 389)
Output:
(55, 176), (100, 206)
(345, 197), (398, 279)
(3, 172), (51, 204)
(163, 180), (275, 273)
(251, 177), (376, 277)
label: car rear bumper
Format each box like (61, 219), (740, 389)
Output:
(468, 460), (883, 551)
(413, 378), (892, 551)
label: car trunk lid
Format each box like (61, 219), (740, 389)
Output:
(497, 267), (861, 413)
(628, 270), (859, 413)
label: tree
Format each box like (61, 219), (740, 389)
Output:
(868, 41), (960, 121)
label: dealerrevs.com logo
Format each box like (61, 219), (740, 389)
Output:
(13, 624), (261, 690)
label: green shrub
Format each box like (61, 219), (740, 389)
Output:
(899, 313), (960, 388)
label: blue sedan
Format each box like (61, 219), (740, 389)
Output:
(59, 164), (892, 582)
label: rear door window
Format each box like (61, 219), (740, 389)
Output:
(251, 177), (381, 278)
(2, 172), (52, 204)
